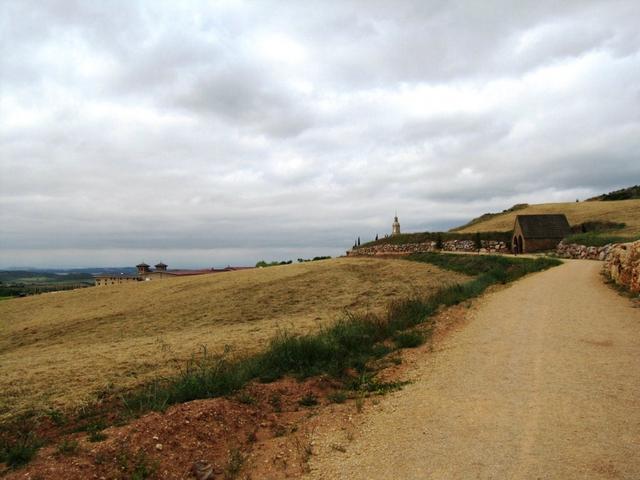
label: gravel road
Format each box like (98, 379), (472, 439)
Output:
(308, 260), (640, 479)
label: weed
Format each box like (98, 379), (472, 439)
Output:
(0, 418), (42, 469)
(236, 392), (256, 405)
(0, 432), (42, 468)
(131, 450), (158, 480)
(79, 420), (107, 442)
(56, 439), (79, 456)
(224, 448), (244, 479)
(269, 393), (282, 413)
(393, 330), (424, 348)
(371, 343), (393, 358)
(115, 447), (158, 480)
(298, 394), (318, 407)
(327, 391), (348, 404)
(273, 424), (287, 437)
(355, 395), (364, 413)
(46, 409), (67, 426)
(293, 436), (313, 473)
(330, 443), (347, 452)
(349, 372), (409, 395)
(88, 430), (107, 442)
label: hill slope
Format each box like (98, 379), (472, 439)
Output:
(0, 257), (467, 418)
(452, 199), (640, 236)
(587, 184), (640, 201)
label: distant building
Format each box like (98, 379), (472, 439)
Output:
(512, 214), (571, 253)
(136, 262), (151, 275)
(94, 262), (252, 286)
(392, 214), (401, 236)
(94, 274), (139, 287)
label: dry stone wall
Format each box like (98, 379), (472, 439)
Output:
(347, 240), (509, 257)
(556, 241), (614, 261)
(604, 240), (640, 293)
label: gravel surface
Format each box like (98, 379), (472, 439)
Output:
(308, 260), (640, 479)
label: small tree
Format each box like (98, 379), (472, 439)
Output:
(375, 234), (378, 241)
(357, 237), (361, 246)
(474, 232), (482, 251)
(436, 233), (443, 250)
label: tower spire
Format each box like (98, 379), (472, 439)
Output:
(392, 212), (401, 236)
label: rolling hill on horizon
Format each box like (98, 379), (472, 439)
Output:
(451, 198), (640, 236)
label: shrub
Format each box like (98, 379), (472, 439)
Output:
(0, 432), (41, 469)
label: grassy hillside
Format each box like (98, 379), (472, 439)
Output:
(0, 257), (467, 419)
(587, 184), (640, 201)
(452, 199), (640, 237)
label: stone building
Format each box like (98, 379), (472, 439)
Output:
(512, 214), (571, 253)
(392, 214), (401, 236)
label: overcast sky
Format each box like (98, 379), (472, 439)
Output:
(1, 0), (639, 268)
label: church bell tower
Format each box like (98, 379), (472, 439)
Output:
(392, 213), (401, 236)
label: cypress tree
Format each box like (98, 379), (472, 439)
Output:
(474, 232), (482, 251)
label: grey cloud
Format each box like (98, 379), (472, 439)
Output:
(1, 0), (639, 267)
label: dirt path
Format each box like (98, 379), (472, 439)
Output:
(308, 260), (640, 479)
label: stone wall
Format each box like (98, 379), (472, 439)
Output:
(555, 241), (615, 261)
(603, 240), (640, 293)
(347, 239), (509, 257)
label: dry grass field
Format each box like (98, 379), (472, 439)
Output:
(454, 199), (640, 236)
(0, 257), (467, 420)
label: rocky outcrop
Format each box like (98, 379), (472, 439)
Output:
(347, 240), (509, 257)
(556, 241), (615, 261)
(604, 240), (640, 293)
